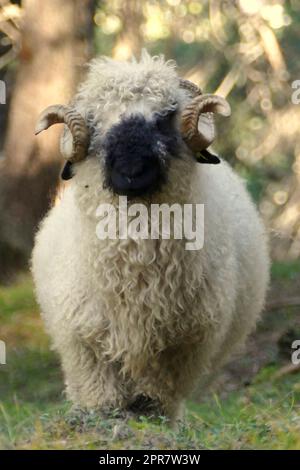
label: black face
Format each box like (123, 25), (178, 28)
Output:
(102, 111), (179, 197)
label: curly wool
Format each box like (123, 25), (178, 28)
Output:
(31, 52), (269, 422)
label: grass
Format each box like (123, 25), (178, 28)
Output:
(271, 259), (300, 280)
(0, 272), (300, 450)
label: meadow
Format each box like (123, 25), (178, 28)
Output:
(0, 262), (299, 450)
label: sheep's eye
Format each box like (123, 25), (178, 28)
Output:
(154, 107), (177, 132)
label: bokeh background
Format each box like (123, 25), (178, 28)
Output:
(0, 0), (300, 450)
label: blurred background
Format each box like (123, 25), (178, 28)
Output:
(0, 0), (300, 449)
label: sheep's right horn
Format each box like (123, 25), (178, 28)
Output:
(35, 105), (89, 163)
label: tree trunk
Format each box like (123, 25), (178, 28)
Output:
(112, 0), (143, 60)
(0, 0), (95, 279)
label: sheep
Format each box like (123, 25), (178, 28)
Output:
(31, 51), (270, 424)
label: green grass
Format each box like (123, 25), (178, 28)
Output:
(0, 273), (300, 449)
(271, 260), (300, 280)
(0, 277), (36, 316)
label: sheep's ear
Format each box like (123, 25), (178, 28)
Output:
(195, 149), (220, 164)
(61, 161), (73, 180)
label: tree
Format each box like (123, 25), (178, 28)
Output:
(0, 0), (96, 279)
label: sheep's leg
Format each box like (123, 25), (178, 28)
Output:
(125, 392), (182, 426)
(130, 343), (208, 423)
(126, 394), (164, 417)
(58, 338), (127, 413)
(126, 388), (184, 425)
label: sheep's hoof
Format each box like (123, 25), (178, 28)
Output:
(127, 394), (165, 420)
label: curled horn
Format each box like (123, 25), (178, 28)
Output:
(179, 78), (202, 96)
(35, 105), (89, 163)
(180, 93), (231, 152)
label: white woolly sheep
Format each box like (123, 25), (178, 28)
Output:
(31, 52), (269, 423)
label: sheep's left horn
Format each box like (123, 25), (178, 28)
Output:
(181, 94), (231, 152)
(179, 78), (202, 96)
(35, 105), (89, 163)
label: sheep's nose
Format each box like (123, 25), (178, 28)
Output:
(110, 160), (160, 197)
(118, 160), (148, 179)
(103, 113), (167, 196)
